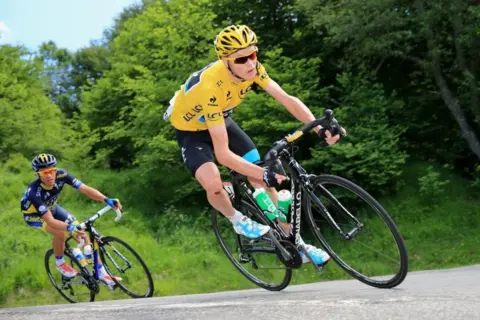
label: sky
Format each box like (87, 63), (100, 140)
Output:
(0, 0), (140, 52)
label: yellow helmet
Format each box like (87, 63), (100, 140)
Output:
(214, 25), (258, 58)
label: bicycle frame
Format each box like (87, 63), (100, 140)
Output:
(281, 147), (364, 241)
(228, 144), (363, 269)
(65, 206), (122, 284)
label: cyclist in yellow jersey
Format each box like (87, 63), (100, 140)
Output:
(165, 25), (344, 265)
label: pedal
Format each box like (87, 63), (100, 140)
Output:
(99, 279), (118, 291)
(239, 252), (252, 263)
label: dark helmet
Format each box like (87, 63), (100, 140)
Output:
(32, 153), (57, 172)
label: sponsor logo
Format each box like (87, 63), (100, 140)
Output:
(216, 80), (223, 87)
(181, 147), (187, 163)
(182, 104), (203, 122)
(260, 72), (269, 81)
(238, 85), (252, 99)
(226, 91), (232, 100)
(208, 96), (218, 106)
(290, 182), (303, 246)
(207, 112), (222, 121)
(39, 205), (47, 212)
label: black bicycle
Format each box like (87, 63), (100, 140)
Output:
(44, 206), (154, 303)
(212, 109), (408, 291)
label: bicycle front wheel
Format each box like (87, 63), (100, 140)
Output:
(304, 174), (408, 288)
(45, 249), (95, 303)
(99, 236), (154, 298)
(212, 200), (292, 291)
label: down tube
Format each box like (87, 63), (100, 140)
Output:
(289, 178), (302, 247)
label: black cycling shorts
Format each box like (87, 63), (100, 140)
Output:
(175, 118), (261, 176)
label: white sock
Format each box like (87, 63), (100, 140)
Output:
(227, 210), (244, 224)
(55, 256), (65, 266)
(98, 264), (107, 277)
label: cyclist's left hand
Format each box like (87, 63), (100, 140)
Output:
(318, 127), (347, 145)
(104, 198), (123, 210)
(263, 170), (288, 188)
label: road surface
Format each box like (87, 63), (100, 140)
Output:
(1, 265), (479, 320)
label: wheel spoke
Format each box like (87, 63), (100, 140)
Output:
(304, 175), (408, 288)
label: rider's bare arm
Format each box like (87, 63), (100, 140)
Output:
(208, 123), (266, 180)
(78, 184), (122, 210)
(78, 184), (108, 202)
(264, 80), (321, 133)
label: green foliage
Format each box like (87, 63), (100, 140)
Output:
(235, 48), (323, 151)
(418, 165), (451, 199)
(2, 161), (480, 308)
(304, 74), (408, 193)
(2, 0), (480, 308)
(298, 0), (480, 168)
(0, 45), (74, 162)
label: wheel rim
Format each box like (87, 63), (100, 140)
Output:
(45, 250), (94, 303)
(213, 200), (292, 291)
(99, 237), (154, 298)
(305, 178), (407, 286)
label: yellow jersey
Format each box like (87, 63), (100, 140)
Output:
(168, 60), (272, 131)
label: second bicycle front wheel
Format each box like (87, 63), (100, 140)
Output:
(212, 199), (292, 291)
(304, 174), (408, 288)
(99, 236), (154, 298)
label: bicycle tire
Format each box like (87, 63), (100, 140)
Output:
(304, 174), (408, 288)
(45, 248), (95, 303)
(99, 236), (154, 298)
(212, 199), (292, 291)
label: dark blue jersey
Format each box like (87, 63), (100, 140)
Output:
(21, 168), (83, 217)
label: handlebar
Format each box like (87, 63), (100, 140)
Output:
(263, 109), (344, 165)
(78, 205), (122, 230)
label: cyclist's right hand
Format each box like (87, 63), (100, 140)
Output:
(104, 198), (122, 210)
(263, 170), (288, 188)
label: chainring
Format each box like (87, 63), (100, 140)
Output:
(275, 240), (303, 269)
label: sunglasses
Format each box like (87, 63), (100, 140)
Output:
(226, 50), (258, 64)
(38, 168), (57, 176)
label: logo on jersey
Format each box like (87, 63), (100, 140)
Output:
(207, 112), (222, 121)
(216, 80), (223, 87)
(226, 91), (232, 100)
(183, 104), (203, 122)
(208, 96), (218, 106)
(39, 205), (47, 213)
(260, 72), (270, 81)
(238, 86), (252, 99)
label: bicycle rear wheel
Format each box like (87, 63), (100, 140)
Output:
(45, 249), (95, 303)
(304, 174), (408, 288)
(99, 236), (154, 298)
(212, 198), (292, 291)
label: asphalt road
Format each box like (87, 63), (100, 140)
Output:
(1, 265), (479, 320)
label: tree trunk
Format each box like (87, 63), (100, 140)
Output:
(451, 11), (480, 126)
(415, 0), (480, 160)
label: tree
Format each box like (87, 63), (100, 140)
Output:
(299, 0), (480, 160)
(0, 45), (73, 161)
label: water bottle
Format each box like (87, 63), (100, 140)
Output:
(83, 244), (93, 264)
(253, 188), (287, 222)
(72, 248), (88, 267)
(277, 189), (292, 216)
